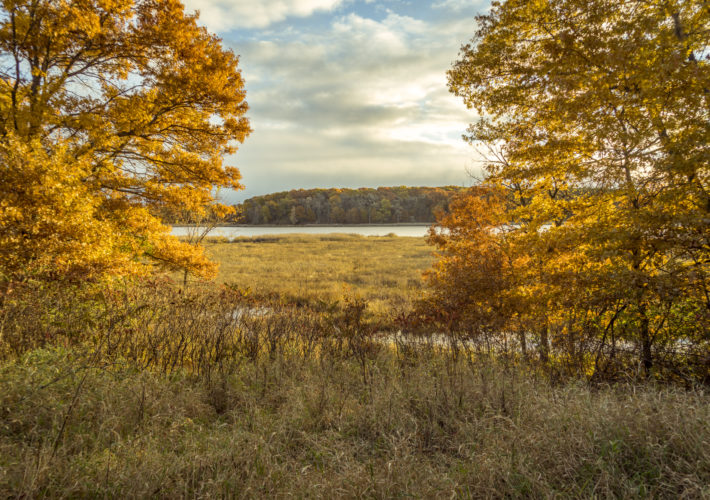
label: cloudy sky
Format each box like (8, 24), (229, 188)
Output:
(181, 0), (491, 203)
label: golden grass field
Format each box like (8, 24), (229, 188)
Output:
(200, 234), (435, 313)
(3, 235), (709, 497)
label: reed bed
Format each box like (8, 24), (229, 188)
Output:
(1, 236), (708, 497)
(0, 278), (708, 497)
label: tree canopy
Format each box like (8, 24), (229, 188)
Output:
(0, 0), (250, 280)
(427, 0), (709, 379)
(233, 187), (465, 226)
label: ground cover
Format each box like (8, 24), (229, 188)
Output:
(200, 234), (433, 316)
(2, 346), (708, 498)
(1, 237), (708, 497)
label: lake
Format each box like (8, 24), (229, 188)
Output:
(171, 224), (432, 238)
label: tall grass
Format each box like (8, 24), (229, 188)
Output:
(1, 236), (708, 497)
(198, 234), (432, 316)
(2, 344), (708, 497)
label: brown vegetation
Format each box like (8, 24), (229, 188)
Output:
(198, 234), (432, 318)
(1, 0), (709, 495)
(1, 279), (708, 498)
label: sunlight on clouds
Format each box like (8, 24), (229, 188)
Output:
(433, 0), (487, 11)
(387, 122), (470, 151)
(332, 12), (428, 57)
(366, 76), (443, 108)
(202, 1), (489, 200)
(182, 0), (346, 30)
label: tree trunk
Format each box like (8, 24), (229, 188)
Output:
(518, 328), (527, 359)
(639, 302), (653, 377)
(539, 322), (549, 363)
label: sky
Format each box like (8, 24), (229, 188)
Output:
(180, 0), (491, 203)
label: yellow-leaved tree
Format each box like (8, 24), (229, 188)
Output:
(0, 0), (250, 280)
(429, 0), (709, 379)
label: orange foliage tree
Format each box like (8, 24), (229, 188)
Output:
(428, 0), (709, 379)
(0, 0), (250, 280)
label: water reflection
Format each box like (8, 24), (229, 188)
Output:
(171, 225), (432, 238)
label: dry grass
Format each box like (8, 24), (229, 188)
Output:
(1, 346), (708, 498)
(1, 238), (709, 498)
(198, 234), (432, 315)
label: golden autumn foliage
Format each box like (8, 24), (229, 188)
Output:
(428, 0), (709, 379)
(0, 0), (250, 280)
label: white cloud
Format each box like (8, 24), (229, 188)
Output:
(433, 0), (483, 11)
(182, 0), (346, 30)
(236, 10), (475, 134)
(209, 3), (491, 201)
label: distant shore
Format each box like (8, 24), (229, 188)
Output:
(171, 222), (433, 228)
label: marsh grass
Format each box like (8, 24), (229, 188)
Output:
(197, 234), (432, 317)
(1, 345), (708, 498)
(1, 237), (709, 497)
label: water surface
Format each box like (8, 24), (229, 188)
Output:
(171, 224), (432, 239)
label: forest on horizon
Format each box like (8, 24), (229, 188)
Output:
(235, 186), (465, 225)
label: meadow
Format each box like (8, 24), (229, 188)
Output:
(1, 234), (709, 498)
(200, 234), (433, 316)
(3, 346), (709, 498)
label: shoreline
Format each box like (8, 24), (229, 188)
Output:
(171, 222), (434, 228)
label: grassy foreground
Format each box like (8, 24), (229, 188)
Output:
(1, 235), (709, 497)
(2, 347), (708, 498)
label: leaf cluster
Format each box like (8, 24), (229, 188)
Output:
(0, 0), (251, 280)
(428, 0), (710, 381)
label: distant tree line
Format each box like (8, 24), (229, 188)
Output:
(235, 187), (465, 225)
